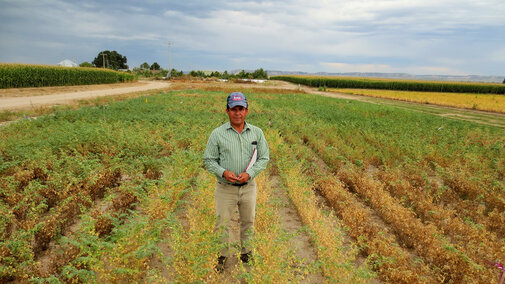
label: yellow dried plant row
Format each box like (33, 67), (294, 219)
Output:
(377, 169), (505, 267)
(168, 170), (218, 283)
(247, 171), (311, 283)
(287, 119), (503, 283)
(273, 131), (374, 283)
(337, 168), (494, 283)
(282, 132), (436, 283)
(331, 88), (505, 113)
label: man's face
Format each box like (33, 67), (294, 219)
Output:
(226, 106), (248, 126)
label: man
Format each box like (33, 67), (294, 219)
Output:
(203, 92), (270, 272)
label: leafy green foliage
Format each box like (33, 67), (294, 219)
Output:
(92, 50), (128, 70)
(189, 68), (268, 79)
(150, 62), (160, 71)
(79, 62), (93, 68)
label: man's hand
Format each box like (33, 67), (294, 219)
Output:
(237, 172), (250, 184)
(222, 170), (239, 183)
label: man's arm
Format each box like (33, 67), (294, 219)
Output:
(245, 129), (270, 180)
(203, 131), (226, 178)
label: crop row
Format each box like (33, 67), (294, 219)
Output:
(0, 63), (135, 88)
(276, 122), (499, 282)
(253, 91), (504, 282)
(270, 75), (505, 94)
(269, 129), (373, 282)
(281, 131), (437, 282)
(0, 96), (179, 280)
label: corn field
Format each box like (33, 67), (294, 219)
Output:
(271, 75), (505, 94)
(0, 63), (135, 88)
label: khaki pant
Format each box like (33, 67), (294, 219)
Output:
(214, 180), (257, 257)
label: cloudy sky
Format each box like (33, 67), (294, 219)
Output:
(1, 0), (504, 76)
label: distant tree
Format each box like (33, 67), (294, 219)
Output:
(158, 68), (168, 77)
(503, 78), (505, 84)
(170, 68), (184, 77)
(222, 70), (230, 79)
(92, 50), (128, 70)
(150, 62), (160, 70)
(189, 70), (205, 77)
(140, 62), (150, 70)
(237, 70), (248, 79)
(252, 68), (268, 79)
(79, 61), (93, 67)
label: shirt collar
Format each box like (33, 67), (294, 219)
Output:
(226, 121), (250, 132)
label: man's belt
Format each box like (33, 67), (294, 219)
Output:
(231, 183), (248, 187)
(218, 181), (249, 187)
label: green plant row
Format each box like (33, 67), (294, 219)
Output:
(0, 63), (135, 88)
(270, 75), (505, 94)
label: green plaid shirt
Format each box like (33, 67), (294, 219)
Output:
(203, 121), (269, 184)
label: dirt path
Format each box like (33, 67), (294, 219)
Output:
(270, 176), (325, 283)
(0, 81), (170, 110)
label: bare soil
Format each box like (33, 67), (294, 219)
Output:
(0, 81), (170, 110)
(0, 81), (148, 98)
(270, 176), (325, 283)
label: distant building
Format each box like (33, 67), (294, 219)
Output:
(57, 59), (77, 67)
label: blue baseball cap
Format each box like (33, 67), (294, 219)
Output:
(227, 92), (248, 109)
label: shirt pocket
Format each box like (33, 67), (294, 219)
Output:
(242, 134), (258, 158)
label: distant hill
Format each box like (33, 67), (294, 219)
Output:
(266, 70), (505, 83)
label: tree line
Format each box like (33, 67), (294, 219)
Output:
(79, 50), (269, 79)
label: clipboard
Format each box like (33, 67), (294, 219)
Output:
(245, 147), (257, 172)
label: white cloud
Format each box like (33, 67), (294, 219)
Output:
(1, 0), (504, 75)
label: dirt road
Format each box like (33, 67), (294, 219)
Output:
(0, 80), (170, 110)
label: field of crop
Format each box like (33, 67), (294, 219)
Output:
(330, 88), (505, 113)
(1, 87), (504, 282)
(0, 63), (135, 89)
(271, 75), (505, 94)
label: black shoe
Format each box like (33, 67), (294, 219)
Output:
(216, 256), (226, 273)
(240, 252), (252, 264)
